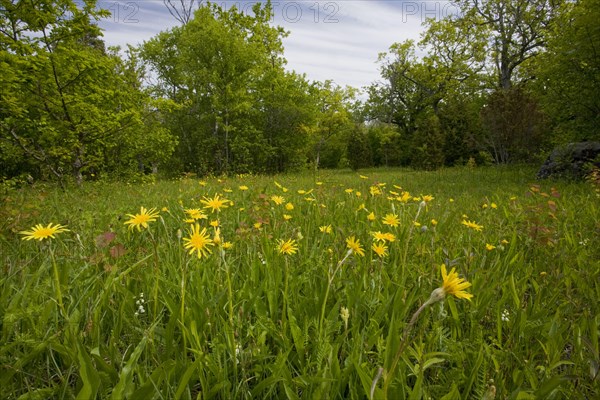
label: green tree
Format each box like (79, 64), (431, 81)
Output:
(303, 81), (355, 170)
(0, 0), (175, 184)
(346, 125), (372, 171)
(454, 0), (560, 90)
(533, 0), (600, 142)
(142, 1), (313, 175)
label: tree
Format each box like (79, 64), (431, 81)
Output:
(0, 0), (176, 184)
(142, 1), (314, 175)
(164, 0), (198, 24)
(346, 125), (372, 171)
(304, 81), (355, 170)
(454, 0), (559, 90)
(532, 0), (600, 142)
(481, 86), (545, 164)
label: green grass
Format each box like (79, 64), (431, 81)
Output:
(1, 166), (599, 399)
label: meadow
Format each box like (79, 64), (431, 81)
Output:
(1, 166), (598, 399)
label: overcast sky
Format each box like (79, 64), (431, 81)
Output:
(97, 1), (458, 91)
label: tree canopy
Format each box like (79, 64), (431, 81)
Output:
(2, 0), (598, 185)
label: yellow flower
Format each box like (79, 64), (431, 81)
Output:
(213, 228), (222, 245)
(398, 192), (411, 203)
(199, 181), (207, 186)
(355, 191), (362, 197)
(367, 212), (376, 221)
(461, 219), (484, 232)
(161, 207), (169, 212)
(124, 207), (159, 231)
(183, 224), (214, 259)
(185, 208), (207, 220)
(382, 213), (400, 227)
(491, 202), (498, 209)
(359, 175), (368, 179)
(431, 219), (438, 226)
(222, 241), (233, 249)
(319, 225), (332, 234)
(370, 186), (382, 196)
(346, 236), (365, 257)
(372, 242), (388, 258)
(285, 202), (294, 211)
(413, 221), (421, 227)
(485, 243), (496, 251)
(253, 222), (262, 229)
(201, 194), (229, 213)
(357, 203), (366, 211)
(283, 214), (292, 221)
(316, 181), (323, 186)
(449, 198), (454, 203)
(277, 238), (298, 256)
(20, 223), (69, 241)
(223, 188), (233, 193)
(210, 220), (219, 227)
(271, 195), (285, 205)
(440, 264), (473, 300)
(345, 188), (354, 193)
(422, 194), (434, 202)
(373, 231), (396, 242)
(239, 185), (249, 191)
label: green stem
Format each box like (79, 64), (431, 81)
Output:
(318, 250), (351, 338)
(50, 247), (66, 317)
(181, 260), (187, 355)
(282, 259), (289, 335)
(223, 250), (238, 381)
(150, 232), (160, 319)
(379, 289), (441, 399)
(400, 202), (425, 282)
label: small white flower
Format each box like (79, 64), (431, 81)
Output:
(501, 309), (510, 322)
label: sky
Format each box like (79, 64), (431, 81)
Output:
(97, 1), (459, 91)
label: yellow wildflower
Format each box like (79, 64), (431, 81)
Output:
(319, 225), (332, 234)
(201, 194), (229, 213)
(461, 219), (484, 232)
(124, 207), (159, 231)
(183, 224), (214, 259)
(277, 238), (298, 256)
(372, 242), (388, 258)
(346, 236), (365, 257)
(382, 213), (400, 227)
(20, 223), (69, 241)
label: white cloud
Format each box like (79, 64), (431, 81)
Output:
(96, 1), (453, 90)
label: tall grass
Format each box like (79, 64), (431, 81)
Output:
(1, 166), (598, 399)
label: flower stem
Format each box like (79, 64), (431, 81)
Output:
(222, 249), (238, 382)
(318, 250), (351, 338)
(380, 292), (439, 399)
(50, 247), (66, 317)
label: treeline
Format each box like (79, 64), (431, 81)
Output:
(1, 0), (599, 185)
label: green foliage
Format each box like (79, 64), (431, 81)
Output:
(346, 126), (372, 171)
(481, 87), (546, 164)
(1, 167), (598, 398)
(412, 114), (446, 170)
(532, 0), (600, 143)
(141, 1), (321, 175)
(0, 0), (177, 185)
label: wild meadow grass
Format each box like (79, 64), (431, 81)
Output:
(1, 166), (599, 399)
